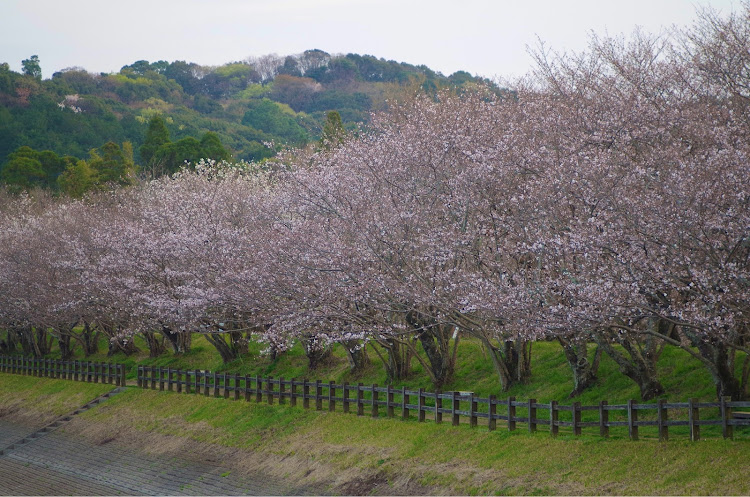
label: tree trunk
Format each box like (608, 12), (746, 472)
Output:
(594, 328), (665, 400)
(204, 331), (247, 364)
(107, 337), (139, 356)
(79, 321), (100, 357)
(482, 337), (532, 392)
(300, 333), (332, 370)
(692, 339), (745, 401)
(372, 338), (412, 382)
(0, 329), (17, 353)
(161, 326), (192, 355)
(142, 331), (166, 358)
(341, 339), (370, 374)
(57, 332), (74, 361)
(558, 336), (600, 397)
(405, 309), (458, 389)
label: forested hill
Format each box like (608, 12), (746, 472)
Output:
(0, 50), (494, 192)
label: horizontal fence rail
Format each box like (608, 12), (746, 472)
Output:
(1, 355), (126, 386)
(136, 365), (750, 442)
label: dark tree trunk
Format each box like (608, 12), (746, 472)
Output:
(405, 309), (458, 389)
(692, 339), (746, 401)
(79, 321), (100, 357)
(594, 327), (665, 401)
(558, 336), (600, 397)
(107, 337), (139, 357)
(300, 334), (332, 370)
(204, 330), (248, 364)
(482, 337), (532, 392)
(341, 339), (370, 374)
(17, 327), (52, 358)
(161, 326), (192, 355)
(142, 331), (166, 358)
(57, 333), (74, 361)
(372, 338), (412, 382)
(0, 329), (17, 353)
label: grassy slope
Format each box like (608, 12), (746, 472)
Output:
(42, 332), (737, 406)
(0, 375), (114, 419)
(2, 344), (749, 494)
(74, 386), (750, 495)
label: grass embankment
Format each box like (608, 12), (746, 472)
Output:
(74, 385), (750, 495)
(39, 332), (740, 407)
(3, 347), (749, 494)
(0, 375), (113, 422)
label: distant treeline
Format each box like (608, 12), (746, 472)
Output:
(0, 50), (494, 191)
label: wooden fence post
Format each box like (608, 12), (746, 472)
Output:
(371, 384), (379, 418)
(176, 370), (183, 394)
(658, 398), (668, 441)
(452, 391), (460, 426)
(167, 368), (173, 392)
(627, 399), (638, 441)
(315, 380), (323, 410)
(435, 391), (442, 424)
(185, 370), (192, 394)
(342, 382), (350, 413)
(507, 397), (516, 431)
(195, 369), (201, 394)
(721, 396), (732, 440)
(328, 380), (336, 411)
(528, 398), (537, 433)
(213, 371), (219, 398)
(303, 379), (310, 409)
(137, 365), (142, 388)
(470, 394), (478, 428)
(267, 376), (274, 404)
(402, 387), (410, 420)
(573, 402), (582, 436)
(256, 376), (263, 403)
(279, 377), (286, 405)
(599, 400), (609, 438)
(550, 401), (559, 437)
(289, 378), (297, 406)
(387, 385), (394, 418)
(689, 398), (700, 441)
(488, 395), (497, 431)
(234, 374), (240, 401)
(417, 388), (425, 422)
(158, 367), (164, 391)
(357, 383), (364, 416)
(244, 375), (250, 402)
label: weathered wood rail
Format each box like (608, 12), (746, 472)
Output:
(136, 365), (750, 441)
(0, 355), (126, 386)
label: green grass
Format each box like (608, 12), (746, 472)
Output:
(73, 386), (750, 495)
(0, 375), (114, 417)
(5, 329), (746, 408)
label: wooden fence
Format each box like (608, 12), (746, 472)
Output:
(1, 355), (126, 386)
(136, 365), (750, 441)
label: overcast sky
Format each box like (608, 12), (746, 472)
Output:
(0, 0), (742, 81)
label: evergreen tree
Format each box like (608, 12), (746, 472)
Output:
(319, 110), (345, 150)
(140, 115), (170, 164)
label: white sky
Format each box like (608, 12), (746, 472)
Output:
(0, 0), (742, 81)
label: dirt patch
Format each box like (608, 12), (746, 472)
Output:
(0, 405), (19, 418)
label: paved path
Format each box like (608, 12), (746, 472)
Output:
(0, 412), (322, 495)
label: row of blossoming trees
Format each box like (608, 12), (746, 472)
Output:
(1, 7), (749, 401)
